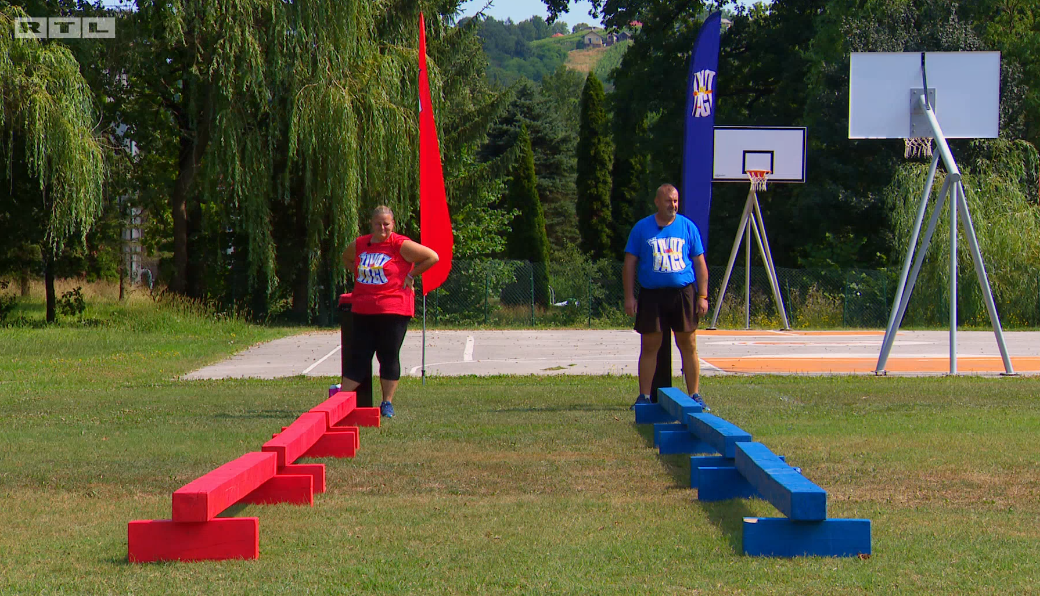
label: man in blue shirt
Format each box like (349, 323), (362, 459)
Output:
(623, 184), (710, 410)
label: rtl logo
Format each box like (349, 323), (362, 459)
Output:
(14, 17), (116, 39)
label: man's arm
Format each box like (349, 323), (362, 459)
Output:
(623, 253), (638, 316)
(692, 253), (709, 316)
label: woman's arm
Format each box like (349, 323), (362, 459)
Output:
(399, 240), (439, 288)
(342, 240), (357, 270)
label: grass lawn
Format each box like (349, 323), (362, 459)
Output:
(2, 299), (1039, 594)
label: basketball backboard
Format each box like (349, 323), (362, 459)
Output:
(848, 52), (1000, 139)
(712, 126), (806, 183)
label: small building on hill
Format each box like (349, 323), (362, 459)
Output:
(583, 31), (604, 47)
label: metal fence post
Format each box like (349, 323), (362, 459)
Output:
(530, 262), (535, 326)
(842, 276), (848, 328)
(484, 268), (489, 325)
(587, 264), (593, 328)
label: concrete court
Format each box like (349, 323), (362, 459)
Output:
(183, 328), (1040, 380)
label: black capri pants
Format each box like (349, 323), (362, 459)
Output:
(344, 313), (411, 382)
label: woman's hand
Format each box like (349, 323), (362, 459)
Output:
(403, 274), (415, 290)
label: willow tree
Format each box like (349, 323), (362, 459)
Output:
(0, 8), (106, 322)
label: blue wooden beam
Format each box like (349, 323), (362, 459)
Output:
(735, 442), (827, 521)
(685, 413), (752, 458)
(657, 431), (715, 455)
(691, 455), (785, 489)
(653, 422), (685, 447)
(742, 517), (871, 557)
(697, 467), (766, 501)
(657, 387), (703, 422)
(634, 402), (675, 425)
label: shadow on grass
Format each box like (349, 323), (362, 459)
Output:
(492, 405), (626, 413)
(698, 499), (755, 554)
(630, 420), (749, 554)
(213, 409), (301, 420)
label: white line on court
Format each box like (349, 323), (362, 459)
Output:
(302, 345), (341, 375)
(699, 359), (725, 373)
(463, 335), (475, 362)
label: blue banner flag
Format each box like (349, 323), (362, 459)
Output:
(681, 11), (721, 251)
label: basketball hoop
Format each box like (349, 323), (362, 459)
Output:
(904, 137), (933, 159)
(747, 169), (770, 192)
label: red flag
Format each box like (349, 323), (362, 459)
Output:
(418, 13), (453, 295)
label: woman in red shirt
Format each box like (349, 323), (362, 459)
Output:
(341, 206), (439, 418)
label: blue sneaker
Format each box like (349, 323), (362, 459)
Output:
(691, 393), (710, 412)
(380, 401), (394, 418)
(629, 394), (652, 409)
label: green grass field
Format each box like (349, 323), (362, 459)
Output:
(2, 297), (1040, 594)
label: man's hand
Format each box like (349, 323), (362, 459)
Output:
(696, 296), (709, 316)
(625, 295), (638, 317)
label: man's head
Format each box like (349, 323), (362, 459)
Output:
(654, 184), (679, 219)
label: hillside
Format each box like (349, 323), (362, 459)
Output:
(533, 30), (630, 87)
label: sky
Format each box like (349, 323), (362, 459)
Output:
(457, 0), (769, 26)
(457, 0), (604, 27)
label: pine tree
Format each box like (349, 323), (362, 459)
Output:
(575, 72), (614, 259)
(610, 111), (651, 258)
(503, 126), (550, 305)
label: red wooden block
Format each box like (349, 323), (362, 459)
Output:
(172, 452), (277, 522)
(310, 391), (357, 428)
(302, 431), (357, 459)
(280, 463), (326, 493)
(262, 412), (326, 467)
(328, 425), (361, 450)
(128, 518), (259, 563)
(239, 474), (313, 506)
(340, 407), (380, 427)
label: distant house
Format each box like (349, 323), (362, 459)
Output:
(629, 20), (643, 27)
(551, 32), (565, 38)
(617, 31), (631, 41)
(583, 31), (604, 47)
(721, 18), (733, 29)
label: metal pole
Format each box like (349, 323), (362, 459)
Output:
(949, 167), (958, 374)
(484, 269), (488, 325)
(709, 187), (756, 329)
(422, 293), (427, 386)
(744, 219), (751, 330)
(877, 177), (953, 372)
(750, 199), (790, 329)
(876, 151), (941, 372)
(956, 181), (1015, 374)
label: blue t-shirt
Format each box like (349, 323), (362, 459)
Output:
(624, 214), (704, 289)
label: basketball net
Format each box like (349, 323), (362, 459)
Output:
(747, 169), (770, 192)
(904, 137), (933, 159)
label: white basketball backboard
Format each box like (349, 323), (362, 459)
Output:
(713, 126), (806, 183)
(848, 52), (1000, 139)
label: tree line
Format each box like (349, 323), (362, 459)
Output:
(2, 0), (1039, 325)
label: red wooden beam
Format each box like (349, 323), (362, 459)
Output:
(340, 407), (380, 427)
(262, 412), (326, 467)
(172, 452), (277, 523)
(128, 518), (259, 563)
(302, 429), (357, 459)
(280, 463), (326, 493)
(310, 391), (357, 428)
(239, 474), (313, 506)
(328, 425), (361, 450)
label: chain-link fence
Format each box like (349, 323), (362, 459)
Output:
(386, 260), (1039, 329)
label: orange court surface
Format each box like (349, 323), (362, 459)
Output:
(185, 328), (1040, 380)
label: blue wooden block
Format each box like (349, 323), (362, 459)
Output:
(735, 442), (827, 521)
(742, 517), (872, 557)
(658, 387), (703, 421)
(689, 455), (732, 488)
(653, 422), (685, 447)
(634, 403), (674, 425)
(657, 431), (714, 455)
(697, 467), (765, 501)
(690, 455), (785, 489)
(685, 413), (752, 458)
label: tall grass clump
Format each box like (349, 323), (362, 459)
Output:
(885, 139), (1040, 327)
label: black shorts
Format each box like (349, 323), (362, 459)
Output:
(345, 313), (410, 382)
(634, 285), (699, 334)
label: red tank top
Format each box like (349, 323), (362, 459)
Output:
(350, 233), (415, 317)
